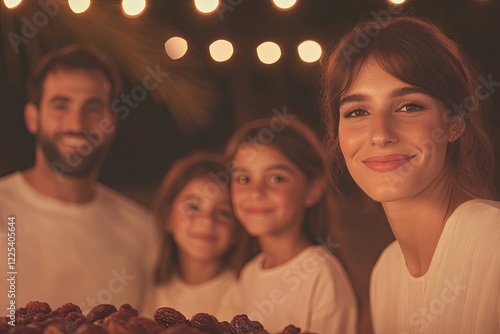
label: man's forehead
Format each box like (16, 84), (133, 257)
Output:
(42, 68), (111, 96)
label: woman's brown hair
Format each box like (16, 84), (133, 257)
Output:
(224, 117), (339, 245)
(320, 16), (494, 199)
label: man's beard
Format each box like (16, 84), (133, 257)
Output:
(37, 131), (111, 179)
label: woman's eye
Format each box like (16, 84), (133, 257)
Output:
(399, 103), (424, 112)
(343, 108), (368, 118)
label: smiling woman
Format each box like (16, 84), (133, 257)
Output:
(320, 16), (500, 334)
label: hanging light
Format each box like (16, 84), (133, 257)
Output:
(297, 40), (322, 63)
(68, 0), (91, 14)
(194, 0), (219, 14)
(3, 0), (22, 9)
(122, 0), (147, 17)
(256, 41), (281, 65)
(209, 39), (234, 62)
(164, 37), (188, 60)
(272, 0), (297, 10)
(388, 0), (406, 4)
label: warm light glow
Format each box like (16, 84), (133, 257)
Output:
(209, 39), (234, 62)
(194, 0), (219, 14)
(272, 0), (297, 10)
(164, 37), (188, 60)
(256, 41), (281, 65)
(297, 40), (322, 63)
(388, 0), (406, 4)
(68, 0), (91, 14)
(122, 0), (146, 17)
(3, 0), (22, 9)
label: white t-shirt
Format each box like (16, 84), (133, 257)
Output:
(143, 269), (238, 321)
(237, 245), (357, 334)
(370, 199), (500, 334)
(0, 172), (160, 314)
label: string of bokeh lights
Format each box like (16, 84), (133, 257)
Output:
(3, 0), (408, 64)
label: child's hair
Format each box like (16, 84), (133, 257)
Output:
(224, 117), (338, 245)
(320, 15), (494, 199)
(153, 151), (251, 283)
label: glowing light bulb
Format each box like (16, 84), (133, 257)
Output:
(68, 0), (91, 14)
(389, 0), (406, 4)
(3, 0), (22, 9)
(122, 0), (147, 17)
(194, 0), (219, 14)
(272, 0), (297, 10)
(297, 40), (322, 63)
(164, 37), (188, 60)
(209, 39), (234, 62)
(256, 41), (281, 65)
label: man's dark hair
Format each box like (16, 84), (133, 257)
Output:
(26, 44), (122, 107)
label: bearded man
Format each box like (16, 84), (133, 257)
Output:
(0, 45), (159, 315)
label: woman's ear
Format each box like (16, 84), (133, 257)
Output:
(448, 115), (465, 142)
(304, 177), (326, 207)
(24, 102), (39, 135)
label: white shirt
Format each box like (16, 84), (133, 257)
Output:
(143, 269), (237, 321)
(370, 199), (500, 334)
(237, 245), (357, 334)
(0, 172), (160, 314)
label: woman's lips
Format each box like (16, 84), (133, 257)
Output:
(362, 154), (416, 172)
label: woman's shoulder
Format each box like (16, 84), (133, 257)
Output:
(456, 199), (500, 215)
(449, 199), (500, 239)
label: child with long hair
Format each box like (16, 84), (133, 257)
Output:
(224, 118), (357, 334)
(143, 152), (250, 320)
(320, 15), (500, 333)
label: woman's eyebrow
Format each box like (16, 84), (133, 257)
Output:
(339, 93), (369, 108)
(339, 86), (430, 107)
(389, 86), (430, 98)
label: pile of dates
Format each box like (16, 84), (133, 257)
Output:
(0, 301), (301, 334)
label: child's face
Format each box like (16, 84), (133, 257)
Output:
(167, 177), (235, 263)
(231, 145), (316, 239)
(338, 58), (453, 203)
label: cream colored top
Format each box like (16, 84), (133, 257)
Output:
(370, 199), (500, 334)
(0, 172), (160, 314)
(143, 269), (238, 320)
(237, 245), (357, 334)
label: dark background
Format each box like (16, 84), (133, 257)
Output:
(1, 1), (499, 333)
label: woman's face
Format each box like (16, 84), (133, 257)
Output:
(167, 177), (235, 263)
(338, 58), (456, 202)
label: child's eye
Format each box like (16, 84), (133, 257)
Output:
(216, 207), (234, 220)
(343, 108), (369, 118)
(270, 175), (284, 183)
(234, 175), (249, 184)
(184, 202), (200, 214)
(398, 102), (424, 113)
